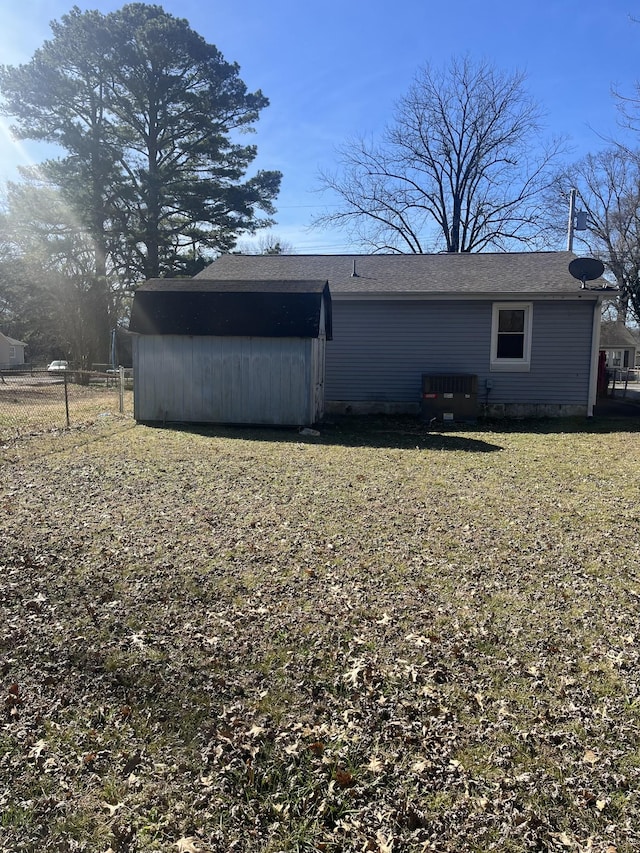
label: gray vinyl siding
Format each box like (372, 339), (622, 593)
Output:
(133, 335), (322, 425)
(325, 299), (595, 406)
(0, 336), (25, 368)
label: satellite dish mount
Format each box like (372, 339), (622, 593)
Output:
(568, 257), (605, 289)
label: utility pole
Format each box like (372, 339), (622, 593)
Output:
(567, 188), (577, 252)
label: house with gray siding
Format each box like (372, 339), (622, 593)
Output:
(196, 252), (604, 418)
(599, 322), (637, 374)
(0, 332), (26, 369)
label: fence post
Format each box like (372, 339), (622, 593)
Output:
(119, 365), (125, 414)
(64, 370), (70, 427)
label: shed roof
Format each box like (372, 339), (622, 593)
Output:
(196, 251), (603, 298)
(129, 279), (332, 339)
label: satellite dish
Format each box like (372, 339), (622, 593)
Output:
(568, 257), (605, 288)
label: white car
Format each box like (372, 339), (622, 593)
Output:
(47, 360), (69, 373)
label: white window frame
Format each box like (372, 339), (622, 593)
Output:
(490, 302), (533, 372)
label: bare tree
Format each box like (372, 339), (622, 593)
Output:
(235, 232), (295, 254)
(316, 57), (565, 253)
(554, 148), (640, 323)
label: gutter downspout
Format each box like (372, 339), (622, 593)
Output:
(587, 297), (602, 417)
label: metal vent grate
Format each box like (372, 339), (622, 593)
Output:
(422, 374), (478, 395)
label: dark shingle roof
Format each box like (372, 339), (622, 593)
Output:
(129, 279), (332, 338)
(195, 252), (600, 297)
(599, 322), (639, 348)
(1, 332), (26, 346)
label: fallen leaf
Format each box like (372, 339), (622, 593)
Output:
(248, 724), (265, 738)
(5, 683), (21, 707)
(102, 801), (124, 817)
(367, 756), (384, 774)
(344, 660), (366, 686)
(175, 838), (203, 853)
(121, 750), (142, 775)
(376, 829), (394, 853)
(28, 739), (46, 761)
(128, 632), (145, 647)
(308, 741), (324, 757)
(334, 768), (355, 788)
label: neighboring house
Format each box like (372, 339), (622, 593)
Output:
(129, 279), (331, 426)
(196, 252), (604, 419)
(599, 322), (637, 373)
(0, 332), (26, 369)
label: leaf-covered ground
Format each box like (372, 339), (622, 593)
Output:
(0, 378), (132, 438)
(1, 415), (640, 853)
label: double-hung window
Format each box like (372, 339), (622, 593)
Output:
(490, 302), (532, 371)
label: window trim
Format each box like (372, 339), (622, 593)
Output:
(490, 302), (533, 372)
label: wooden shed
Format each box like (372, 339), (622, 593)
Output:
(129, 278), (332, 426)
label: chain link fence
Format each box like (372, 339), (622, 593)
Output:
(0, 367), (133, 441)
(608, 366), (639, 397)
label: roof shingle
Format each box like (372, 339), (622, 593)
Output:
(195, 252), (600, 296)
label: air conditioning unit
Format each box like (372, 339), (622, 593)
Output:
(421, 374), (478, 424)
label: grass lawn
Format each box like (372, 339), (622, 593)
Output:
(1, 415), (639, 852)
(0, 378), (132, 438)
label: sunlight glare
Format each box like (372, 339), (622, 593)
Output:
(0, 116), (46, 184)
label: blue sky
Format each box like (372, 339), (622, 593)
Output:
(0, 0), (638, 252)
